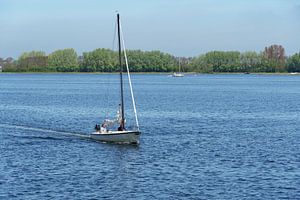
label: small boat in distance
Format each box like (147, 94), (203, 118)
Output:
(172, 58), (184, 77)
(172, 72), (184, 77)
(90, 14), (141, 144)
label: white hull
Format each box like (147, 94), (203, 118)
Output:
(172, 73), (184, 77)
(90, 130), (140, 144)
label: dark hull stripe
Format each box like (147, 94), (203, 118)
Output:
(91, 131), (141, 136)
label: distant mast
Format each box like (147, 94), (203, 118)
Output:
(117, 13), (125, 130)
(178, 57), (181, 73)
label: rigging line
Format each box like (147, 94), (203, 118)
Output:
(106, 19), (118, 119)
(119, 20), (140, 130)
(111, 19), (117, 51)
(105, 72), (110, 119)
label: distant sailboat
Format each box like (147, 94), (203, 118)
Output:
(172, 58), (184, 77)
(90, 14), (141, 144)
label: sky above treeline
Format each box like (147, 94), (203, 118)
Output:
(1, 0), (299, 58)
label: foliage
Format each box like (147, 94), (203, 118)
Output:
(126, 50), (177, 72)
(1, 44), (298, 73)
(239, 51), (263, 72)
(263, 44), (286, 72)
(190, 51), (262, 73)
(189, 46), (287, 73)
(287, 53), (300, 72)
(48, 48), (79, 72)
(80, 48), (117, 72)
(80, 49), (177, 72)
(17, 51), (48, 72)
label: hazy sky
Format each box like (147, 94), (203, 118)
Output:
(1, 0), (299, 58)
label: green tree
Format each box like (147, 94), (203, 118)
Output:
(190, 51), (241, 73)
(3, 46), (299, 73)
(126, 50), (175, 72)
(18, 51), (48, 72)
(239, 51), (263, 72)
(48, 48), (79, 72)
(80, 49), (177, 72)
(81, 48), (117, 72)
(189, 55), (213, 73)
(287, 53), (300, 72)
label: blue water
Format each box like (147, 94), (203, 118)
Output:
(0, 73), (299, 199)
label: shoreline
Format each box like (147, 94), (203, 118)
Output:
(1, 72), (299, 75)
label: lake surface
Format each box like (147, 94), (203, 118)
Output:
(0, 73), (299, 199)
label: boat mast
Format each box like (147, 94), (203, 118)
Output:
(119, 21), (140, 131)
(117, 13), (125, 130)
(178, 57), (181, 73)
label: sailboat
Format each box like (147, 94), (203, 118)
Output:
(172, 58), (184, 77)
(90, 14), (141, 144)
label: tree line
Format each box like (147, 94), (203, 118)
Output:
(1, 45), (300, 73)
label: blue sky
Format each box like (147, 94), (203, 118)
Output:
(0, 0), (299, 58)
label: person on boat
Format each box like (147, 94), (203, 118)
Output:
(101, 123), (107, 133)
(117, 123), (126, 131)
(95, 124), (100, 132)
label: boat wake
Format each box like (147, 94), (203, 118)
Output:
(0, 123), (89, 139)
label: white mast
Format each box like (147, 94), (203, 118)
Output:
(178, 57), (181, 73)
(119, 21), (140, 131)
